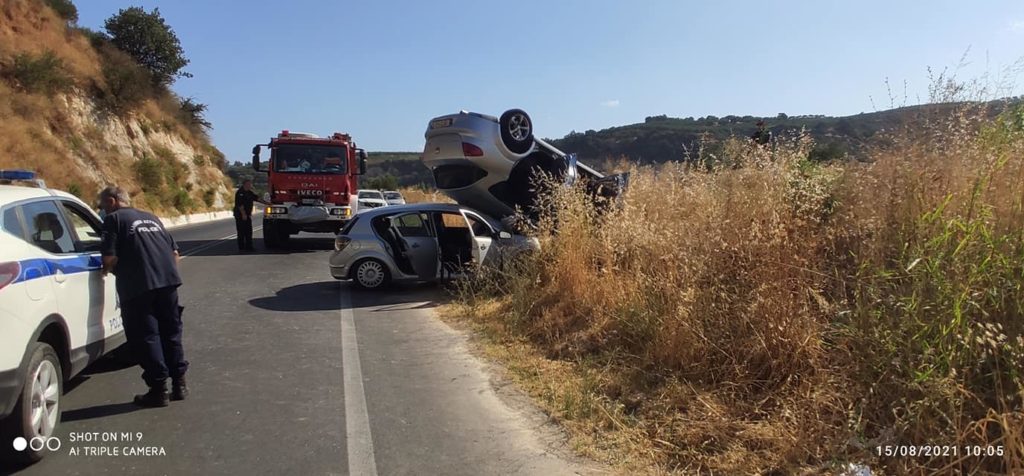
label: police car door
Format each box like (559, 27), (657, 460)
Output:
(20, 200), (96, 356)
(58, 201), (121, 343)
(388, 212), (439, 280)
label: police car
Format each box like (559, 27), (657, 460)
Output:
(0, 171), (126, 463)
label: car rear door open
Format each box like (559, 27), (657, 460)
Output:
(388, 212), (439, 280)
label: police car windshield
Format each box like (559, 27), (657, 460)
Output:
(273, 145), (347, 174)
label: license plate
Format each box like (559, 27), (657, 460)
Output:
(430, 118), (453, 129)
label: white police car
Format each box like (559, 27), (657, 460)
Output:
(0, 171), (126, 463)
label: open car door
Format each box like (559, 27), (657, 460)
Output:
(462, 211), (497, 266)
(388, 212), (439, 280)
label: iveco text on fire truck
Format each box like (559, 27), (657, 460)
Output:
(251, 131), (367, 248)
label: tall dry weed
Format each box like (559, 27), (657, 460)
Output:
(457, 100), (1024, 473)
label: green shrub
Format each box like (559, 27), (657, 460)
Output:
(134, 154), (164, 192)
(202, 188), (217, 207)
(67, 135), (84, 152)
(9, 51), (73, 95)
(94, 43), (152, 112)
(178, 97), (211, 132)
(42, 0), (78, 23)
(66, 183), (83, 198)
(171, 187), (193, 212)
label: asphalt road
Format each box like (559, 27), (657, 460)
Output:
(3, 217), (588, 476)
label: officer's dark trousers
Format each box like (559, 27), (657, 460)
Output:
(235, 216), (253, 249)
(121, 286), (189, 388)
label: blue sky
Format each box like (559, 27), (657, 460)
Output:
(75, 1), (1024, 158)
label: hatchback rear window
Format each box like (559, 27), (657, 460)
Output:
(340, 216), (360, 235)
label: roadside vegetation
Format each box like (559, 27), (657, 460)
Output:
(448, 89), (1024, 473)
(0, 0), (226, 215)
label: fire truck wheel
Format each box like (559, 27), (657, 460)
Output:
(499, 109), (533, 155)
(351, 259), (390, 290)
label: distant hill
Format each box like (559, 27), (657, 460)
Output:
(547, 100), (1018, 164)
(289, 100), (1022, 191)
(364, 151), (432, 188)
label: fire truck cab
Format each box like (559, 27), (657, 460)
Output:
(252, 131), (367, 248)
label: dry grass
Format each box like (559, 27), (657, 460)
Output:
(0, 0), (101, 84)
(399, 185), (454, 204)
(448, 100), (1024, 474)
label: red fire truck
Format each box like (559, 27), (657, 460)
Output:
(251, 131), (367, 248)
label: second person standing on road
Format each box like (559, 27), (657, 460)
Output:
(234, 179), (262, 251)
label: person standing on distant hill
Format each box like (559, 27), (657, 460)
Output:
(751, 120), (772, 146)
(98, 186), (189, 407)
(233, 179), (262, 252)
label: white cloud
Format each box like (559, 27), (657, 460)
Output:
(600, 99), (620, 108)
(1009, 19), (1024, 32)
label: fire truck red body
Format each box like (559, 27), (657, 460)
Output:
(252, 131), (367, 248)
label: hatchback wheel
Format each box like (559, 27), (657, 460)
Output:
(352, 259), (390, 289)
(499, 109), (533, 155)
(1, 343), (62, 464)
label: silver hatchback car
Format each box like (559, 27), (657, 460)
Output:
(330, 203), (537, 289)
(421, 109), (628, 220)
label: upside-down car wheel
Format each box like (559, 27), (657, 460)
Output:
(499, 109), (533, 155)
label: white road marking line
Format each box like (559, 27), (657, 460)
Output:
(340, 286), (378, 476)
(180, 226), (262, 258)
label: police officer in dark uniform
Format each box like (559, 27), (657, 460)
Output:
(99, 186), (189, 407)
(234, 179), (261, 251)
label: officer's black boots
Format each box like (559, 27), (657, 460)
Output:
(134, 383), (170, 408)
(171, 376), (189, 401)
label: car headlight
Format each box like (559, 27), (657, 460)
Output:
(265, 206), (287, 214)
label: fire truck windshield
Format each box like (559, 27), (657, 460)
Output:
(272, 144), (347, 174)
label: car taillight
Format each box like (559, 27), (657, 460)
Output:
(462, 142), (484, 157)
(334, 236), (352, 252)
(0, 261), (20, 291)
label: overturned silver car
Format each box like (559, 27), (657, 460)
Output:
(421, 109), (628, 221)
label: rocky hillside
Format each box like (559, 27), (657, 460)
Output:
(0, 0), (230, 214)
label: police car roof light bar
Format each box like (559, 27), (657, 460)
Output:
(0, 169), (47, 188)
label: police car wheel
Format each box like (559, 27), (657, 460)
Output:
(352, 259), (390, 289)
(1, 343), (62, 464)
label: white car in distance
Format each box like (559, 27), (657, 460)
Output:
(383, 191), (406, 205)
(356, 189), (389, 214)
